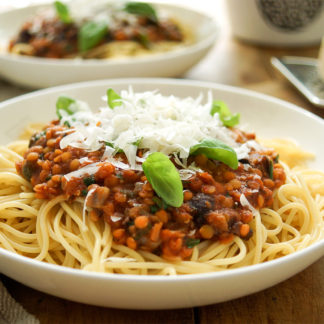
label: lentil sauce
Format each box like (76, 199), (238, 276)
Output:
(16, 121), (286, 261)
(9, 14), (183, 59)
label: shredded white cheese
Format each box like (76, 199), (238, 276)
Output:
(240, 194), (257, 215)
(60, 88), (260, 169)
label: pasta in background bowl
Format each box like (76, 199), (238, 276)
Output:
(0, 2), (217, 89)
(0, 78), (323, 309)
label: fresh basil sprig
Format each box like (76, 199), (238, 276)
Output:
(54, 1), (72, 24)
(78, 21), (108, 52)
(190, 139), (238, 170)
(210, 100), (240, 127)
(142, 152), (183, 207)
(107, 88), (122, 109)
(56, 96), (76, 119)
(124, 2), (158, 23)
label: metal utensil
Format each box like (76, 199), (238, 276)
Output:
(271, 56), (324, 107)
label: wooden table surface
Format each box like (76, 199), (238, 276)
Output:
(0, 2), (323, 323)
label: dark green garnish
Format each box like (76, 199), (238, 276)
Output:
(81, 189), (88, 197)
(83, 175), (95, 186)
(190, 139), (238, 170)
(63, 121), (71, 127)
(185, 238), (200, 248)
(269, 159), (274, 180)
(138, 33), (150, 48)
(78, 21), (108, 52)
(274, 154), (279, 163)
(132, 138), (142, 147)
(150, 205), (159, 214)
(142, 152), (183, 207)
(124, 2), (158, 23)
(56, 96), (76, 120)
(135, 223), (152, 240)
(104, 141), (123, 153)
(45, 175), (52, 181)
(22, 163), (32, 181)
(29, 130), (46, 148)
(116, 173), (123, 180)
(107, 88), (122, 109)
(152, 196), (169, 210)
(210, 100), (240, 127)
(54, 1), (72, 24)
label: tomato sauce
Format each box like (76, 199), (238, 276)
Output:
(16, 122), (286, 260)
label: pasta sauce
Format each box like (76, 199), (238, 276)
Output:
(16, 121), (286, 261)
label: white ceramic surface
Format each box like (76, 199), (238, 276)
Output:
(225, 0), (324, 47)
(0, 79), (323, 309)
(0, 3), (217, 89)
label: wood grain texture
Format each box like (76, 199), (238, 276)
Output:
(0, 2), (324, 323)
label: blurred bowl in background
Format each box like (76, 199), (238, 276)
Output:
(225, 0), (324, 47)
(0, 2), (218, 89)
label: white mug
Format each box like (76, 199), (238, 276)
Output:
(224, 0), (324, 47)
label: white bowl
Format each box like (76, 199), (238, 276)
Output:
(0, 3), (217, 89)
(0, 78), (323, 309)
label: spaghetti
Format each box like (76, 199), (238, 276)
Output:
(0, 91), (323, 275)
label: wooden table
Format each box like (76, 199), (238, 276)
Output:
(0, 3), (323, 323)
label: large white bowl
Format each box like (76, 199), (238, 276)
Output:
(0, 3), (217, 89)
(0, 79), (323, 309)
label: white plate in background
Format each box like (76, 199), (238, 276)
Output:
(0, 78), (323, 309)
(0, 3), (218, 89)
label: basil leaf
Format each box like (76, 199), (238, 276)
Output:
(152, 196), (169, 210)
(107, 88), (122, 109)
(142, 152), (183, 207)
(185, 238), (200, 248)
(22, 163), (32, 181)
(56, 96), (76, 119)
(104, 141), (123, 153)
(269, 158), (274, 180)
(83, 175), (95, 186)
(54, 1), (72, 24)
(78, 21), (108, 52)
(190, 139), (238, 170)
(210, 100), (240, 127)
(138, 33), (150, 48)
(274, 154), (279, 163)
(124, 2), (158, 23)
(132, 137), (142, 147)
(221, 114), (240, 127)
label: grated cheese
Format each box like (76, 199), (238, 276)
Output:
(60, 88), (261, 169)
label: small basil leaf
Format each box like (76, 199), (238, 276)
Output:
(274, 154), (279, 163)
(83, 175), (95, 186)
(56, 96), (76, 119)
(210, 100), (240, 127)
(142, 152), (183, 207)
(210, 100), (231, 117)
(22, 163), (32, 181)
(190, 139), (238, 170)
(104, 141), (123, 153)
(152, 196), (169, 210)
(132, 137), (142, 147)
(222, 113), (240, 127)
(107, 88), (122, 109)
(185, 238), (200, 248)
(78, 21), (108, 52)
(54, 1), (72, 24)
(124, 2), (158, 23)
(138, 33), (150, 48)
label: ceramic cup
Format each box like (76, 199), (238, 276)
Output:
(224, 0), (324, 47)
